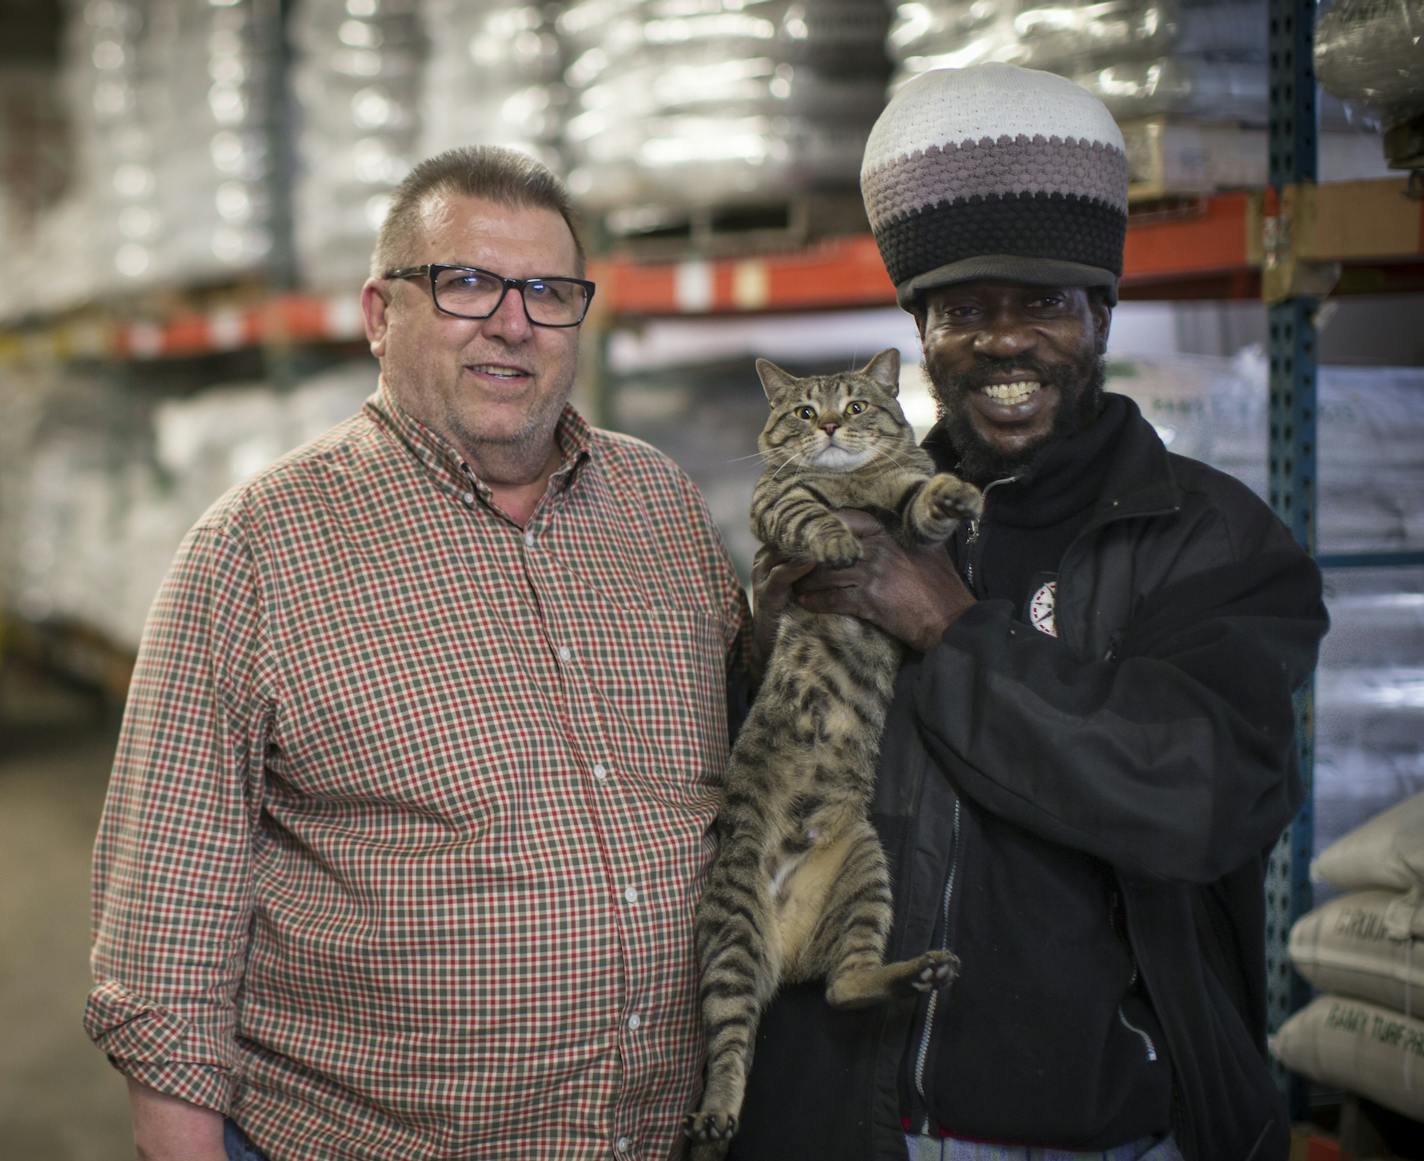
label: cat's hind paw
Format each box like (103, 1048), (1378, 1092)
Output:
(684, 1110), (738, 1142)
(909, 949), (960, 993)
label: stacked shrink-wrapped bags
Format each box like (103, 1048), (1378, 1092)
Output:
(1273, 792), (1424, 1122)
(887, 0), (1269, 121)
(1315, 0), (1424, 129)
(420, 1), (566, 175)
(290, 0), (426, 293)
(559, 0), (890, 221)
(145, 0), (277, 284)
(1314, 0), (1424, 169)
(886, 0), (1384, 195)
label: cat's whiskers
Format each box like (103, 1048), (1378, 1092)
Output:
(768, 448), (811, 482)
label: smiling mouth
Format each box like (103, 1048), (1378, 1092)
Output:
(982, 381), (1041, 405)
(467, 364), (528, 380)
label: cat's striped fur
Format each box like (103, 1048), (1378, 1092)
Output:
(685, 348), (981, 1156)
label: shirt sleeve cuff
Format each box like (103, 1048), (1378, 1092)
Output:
(84, 980), (235, 1113)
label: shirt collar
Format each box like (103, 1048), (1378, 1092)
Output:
(366, 376), (594, 503)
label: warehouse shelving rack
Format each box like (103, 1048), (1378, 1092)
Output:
(2, 182), (1419, 364)
(3, 2), (1422, 1130)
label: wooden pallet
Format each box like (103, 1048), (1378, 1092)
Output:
(600, 190), (870, 261)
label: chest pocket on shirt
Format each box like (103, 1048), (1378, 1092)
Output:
(581, 601), (731, 792)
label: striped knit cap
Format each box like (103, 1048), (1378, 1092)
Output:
(861, 64), (1129, 308)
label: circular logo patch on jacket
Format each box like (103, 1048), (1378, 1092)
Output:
(1029, 580), (1058, 637)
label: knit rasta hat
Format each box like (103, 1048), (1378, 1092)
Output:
(860, 64), (1129, 309)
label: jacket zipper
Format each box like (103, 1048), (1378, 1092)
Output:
(1115, 968), (1160, 1063)
(912, 797), (962, 1131)
(1110, 889), (1159, 1063)
(961, 476), (1016, 594)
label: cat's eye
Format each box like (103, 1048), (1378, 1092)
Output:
(846, 401), (867, 416)
(797, 405), (818, 421)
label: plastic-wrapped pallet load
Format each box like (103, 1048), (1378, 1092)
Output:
(1315, 0), (1424, 170)
(53, 0), (165, 297)
(0, 362), (378, 654)
(420, 0), (565, 175)
(885, 0), (1378, 194)
(1272, 792), (1424, 1122)
(1316, 2), (1424, 125)
(560, 0), (890, 228)
(291, 0), (426, 293)
(144, 0), (276, 285)
(888, 0), (1267, 119)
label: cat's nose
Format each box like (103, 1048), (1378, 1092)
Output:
(820, 421), (839, 436)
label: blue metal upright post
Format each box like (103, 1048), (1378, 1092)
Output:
(1264, 0), (1320, 1119)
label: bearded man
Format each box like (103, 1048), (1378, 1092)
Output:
(731, 64), (1328, 1161)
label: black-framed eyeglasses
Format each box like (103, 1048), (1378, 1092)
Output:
(384, 263), (596, 327)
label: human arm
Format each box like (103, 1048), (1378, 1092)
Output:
(788, 494), (1327, 882)
(908, 507), (1326, 883)
(86, 521), (273, 1122)
(127, 1079), (226, 1161)
(788, 508), (976, 652)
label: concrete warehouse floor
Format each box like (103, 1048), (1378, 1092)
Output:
(0, 664), (132, 1160)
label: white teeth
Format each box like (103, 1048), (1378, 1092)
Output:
(471, 365), (522, 378)
(983, 381), (1041, 403)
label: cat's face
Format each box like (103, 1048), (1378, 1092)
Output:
(756, 349), (915, 473)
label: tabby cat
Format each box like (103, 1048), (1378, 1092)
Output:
(684, 348), (982, 1156)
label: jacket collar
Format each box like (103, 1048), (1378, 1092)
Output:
(923, 392), (1181, 525)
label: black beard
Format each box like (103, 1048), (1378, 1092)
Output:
(926, 351), (1106, 486)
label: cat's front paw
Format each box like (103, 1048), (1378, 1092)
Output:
(912, 475), (983, 540)
(926, 474), (983, 521)
(809, 524), (863, 569)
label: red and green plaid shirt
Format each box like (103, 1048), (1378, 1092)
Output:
(88, 380), (751, 1160)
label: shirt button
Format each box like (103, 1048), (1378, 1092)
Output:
(592, 763), (607, 780)
(524, 529), (536, 546)
(627, 1013), (641, 1030)
(462, 492), (475, 506)
(615, 1137), (631, 1152)
(623, 886), (638, 904)
(558, 645), (572, 662)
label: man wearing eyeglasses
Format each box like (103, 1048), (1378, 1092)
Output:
(87, 146), (752, 1161)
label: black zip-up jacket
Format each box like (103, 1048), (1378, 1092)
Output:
(729, 396), (1328, 1161)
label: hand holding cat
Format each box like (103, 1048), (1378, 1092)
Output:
(791, 509), (976, 652)
(748, 547), (815, 676)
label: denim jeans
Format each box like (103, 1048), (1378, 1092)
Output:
(905, 1132), (1186, 1161)
(224, 1118), (270, 1161)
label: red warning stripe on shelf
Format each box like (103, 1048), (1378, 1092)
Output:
(1122, 192), (1253, 287)
(108, 294), (367, 358)
(591, 234), (898, 316)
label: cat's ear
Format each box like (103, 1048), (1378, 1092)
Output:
(755, 357), (799, 401)
(862, 348), (901, 396)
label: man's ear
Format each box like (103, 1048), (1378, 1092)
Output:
(1092, 294), (1112, 355)
(361, 279), (391, 359)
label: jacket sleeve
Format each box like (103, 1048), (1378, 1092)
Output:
(911, 521), (1327, 883)
(86, 519), (276, 1113)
